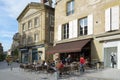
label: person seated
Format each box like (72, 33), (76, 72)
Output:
(65, 55), (72, 65)
(42, 61), (45, 66)
(33, 60), (37, 65)
(47, 61), (56, 73)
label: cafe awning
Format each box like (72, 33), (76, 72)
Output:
(47, 39), (91, 54)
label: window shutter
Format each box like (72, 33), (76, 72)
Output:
(112, 6), (119, 30)
(69, 21), (73, 38)
(88, 14), (93, 35)
(105, 8), (111, 32)
(72, 19), (78, 37)
(58, 25), (62, 41)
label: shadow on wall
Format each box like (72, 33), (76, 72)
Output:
(91, 40), (103, 63)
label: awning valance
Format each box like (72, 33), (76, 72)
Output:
(47, 39), (91, 54)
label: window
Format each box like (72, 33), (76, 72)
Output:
(78, 17), (88, 36)
(27, 35), (33, 44)
(34, 33), (39, 42)
(67, 0), (74, 16)
(62, 23), (69, 39)
(34, 17), (39, 27)
(50, 31), (54, 43)
(22, 23), (25, 31)
(28, 20), (32, 29)
(50, 15), (54, 27)
(105, 6), (119, 31)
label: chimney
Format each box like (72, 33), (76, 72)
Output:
(48, 0), (52, 7)
(41, 0), (52, 7)
(41, 0), (48, 3)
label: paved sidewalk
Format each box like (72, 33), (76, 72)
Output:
(0, 68), (110, 80)
(83, 68), (120, 80)
(58, 68), (120, 80)
(0, 61), (120, 80)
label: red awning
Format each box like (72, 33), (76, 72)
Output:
(47, 39), (91, 54)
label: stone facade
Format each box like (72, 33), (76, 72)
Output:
(17, 2), (54, 63)
(54, 0), (120, 69)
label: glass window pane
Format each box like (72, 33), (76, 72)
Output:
(71, 0), (74, 12)
(84, 26), (87, 35)
(78, 17), (88, 36)
(67, 0), (74, 15)
(84, 18), (87, 26)
(80, 19), (84, 27)
(67, 3), (70, 11)
(62, 23), (69, 39)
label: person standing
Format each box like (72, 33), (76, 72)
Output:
(56, 60), (64, 78)
(80, 56), (86, 72)
(111, 53), (116, 68)
(6, 58), (9, 66)
(66, 54), (72, 65)
(9, 60), (13, 70)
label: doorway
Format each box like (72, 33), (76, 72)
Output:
(32, 49), (38, 62)
(104, 47), (117, 68)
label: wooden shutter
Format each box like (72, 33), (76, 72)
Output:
(69, 21), (73, 38)
(58, 25), (62, 41)
(112, 6), (119, 30)
(88, 14), (93, 35)
(105, 8), (111, 31)
(72, 19), (78, 37)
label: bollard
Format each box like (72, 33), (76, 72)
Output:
(96, 62), (100, 70)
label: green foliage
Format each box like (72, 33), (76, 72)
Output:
(11, 49), (19, 61)
(13, 49), (19, 56)
(0, 54), (6, 61)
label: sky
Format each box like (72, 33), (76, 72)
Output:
(0, 0), (44, 51)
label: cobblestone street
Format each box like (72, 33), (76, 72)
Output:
(0, 61), (120, 80)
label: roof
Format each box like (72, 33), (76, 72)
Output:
(17, 2), (54, 21)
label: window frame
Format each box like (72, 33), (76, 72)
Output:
(62, 23), (69, 39)
(50, 15), (54, 27)
(78, 17), (88, 36)
(34, 17), (39, 27)
(28, 20), (32, 29)
(34, 33), (39, 42)
(105, 6), (119, 32)
(66, 0), (74, 16)
(22, 23), (26, 31)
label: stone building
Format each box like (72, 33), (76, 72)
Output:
(17, 1), (54, 63)
(47, 0), (120, 69)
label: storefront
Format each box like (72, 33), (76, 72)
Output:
(19, 44), (46, 64)
(47, 39), (91, 62)
(103, 40), (120, 69)
(20, 49), (29, 63)
(32, 49), (38, 62)
(96, 33), (120, 69)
